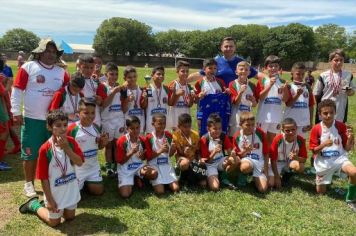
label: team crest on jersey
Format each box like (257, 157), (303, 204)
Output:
(303, 91), (309, 98)
(25, 147), (32, 156)
(254, 143), (260, 149)
(36, 75), (45, 83)
(163, 97), (167, 104)
(334, 138), (340, 145)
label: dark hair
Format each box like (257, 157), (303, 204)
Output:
(220, 37), (236, 46)
(70, 74), (85, 89)
(176, 60), (190, 71)
(281, 118), (297, 128)
(123, 65), (137, 78)
(105, 62), (118, 73)
(203, 58), (217, 68)
(291, 62), (306, 71)
(152, 113), (166, 123)
(78, 54), (94, 64)
(207, 113), (221, 127)
(264, 55), (280, 67)
(178, 113), (192, 126)
(318, 99), (336, 114)
(126, 115), (140, 127)
(329, 49), (346, 61)
(92, 53), (102, 59)
(78, 97), (96, 110)
(152, 65), (165, 75)
(46, 110), (68, 128)
(239, 112), (255, 125)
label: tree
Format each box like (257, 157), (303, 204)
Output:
(314, 24), (347, 61)
(154, 30), (185, 56)
(93, 17), (154, 58)
(181, 30), (221, 58)
(0, 28), (40, 52)
(345, 31), (356, 61)
(263, 23), (316, 69)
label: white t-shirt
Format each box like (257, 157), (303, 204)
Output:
(125, 87), (145, 133)
(101, 83), (125, 123)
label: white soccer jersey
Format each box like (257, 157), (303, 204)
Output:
(200, 79), (223, 95)
(82, 78), (103, 126)
(101, 83), (125, 123)
(126, 87), (145, 133)
(313, 70), (355, 122)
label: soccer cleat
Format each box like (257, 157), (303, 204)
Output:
(19, 196), (39, 214)
(0, 162), (12, 171)
(24, 182), (37, 198)
(281, 171), (293, 187)
(347, 202), (356, 212)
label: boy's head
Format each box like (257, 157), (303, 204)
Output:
(318, 99), (336, 125)
(291, 62), (306, 82)
(178, 113), (192, 135)
(329, 49), (345, 72)
(239, 112), (255, 134)
(176, 60), (190, 80)
(264, 55), (280, 76)
(78, 97), (96, 126)
(281, 118), (297, 141)
(46, 110), (68, 136)
(207, 113), (222, 139)
(93, 53), (103, 72)
(152, 113), (166, 132)
(69, 73), (85, 96)
(126, 115), (141, 137)
(236, 61), (250, 80)
(123, 65), (137, 85)
(105, 62), (118, 83)
(78, 54), (95, 78)
(151, 66), (165, 85)
(203, 59), (217, 78)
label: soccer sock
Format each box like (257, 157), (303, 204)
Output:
(0, 140), (7, 161)
(105, 162), (112, 170)
(346, 184), (356, 202)
(29, 199), (42, 213)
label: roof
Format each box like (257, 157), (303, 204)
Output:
(68, 43), (95, 53)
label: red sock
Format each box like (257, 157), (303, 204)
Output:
(0, 140), (7, 161)
(10, 131), (20, 146)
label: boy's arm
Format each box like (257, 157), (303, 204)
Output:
(187, 72), (202, 84)
(168, 82), (180, 106)
(95, 83), (108, 107)
(257, 78), (273, 101)
(62, 137), (84, 166)
(285, 86), (303, 107)
(309, 125), (331, 154)
(101, 86), (122, 108)
(140, 88), (148, 109)
(48, 90), (64, 111)
(116, 137), (135, 164)
(41, 180), (58, 212)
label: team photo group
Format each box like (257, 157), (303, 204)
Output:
(0, 36), (356, 227)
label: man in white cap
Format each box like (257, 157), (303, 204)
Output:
(11, 38), (70, 197)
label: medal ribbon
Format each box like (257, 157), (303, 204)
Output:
(51, 139), (68, 177)
(329, 70), (342, 95)
(67, 87), (78, 113)
(282, 138), (296, 162)
(176, 80), (190, 105)
(154, 85), (162, 108)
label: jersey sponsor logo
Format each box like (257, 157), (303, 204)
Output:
(127, 162), (142, 170)
(128, 108), (143, 116)
(247, 153), (260, 160)
(264, 97), (281, 105)
(238, 104), (251, 112)
(151, 107), (167, 115)
(54, 172), (76, 187)
(321, 150), (340, 158)
(292, 102), (308, 109)
(108, 104), (122, 112)
(36, 75), (45, 83)
(38, 87), (55, 97)
(83, 149), (98, 158)
(176, 101), (187, 108)
(157, 157), (169, 165)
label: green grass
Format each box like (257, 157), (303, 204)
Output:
(1, 61), (356, 235)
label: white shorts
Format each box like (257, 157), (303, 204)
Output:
(314, 155), (352, 185)
(242, 157), (266, 179)
(268, 161), (289, 177)
(117, 163), (145, 188)
(257, 122), (280, 134)
(102, 121), (125, 141)
(149, 157), (177, 186)
(206, 156), (226, 177)
(77, 166), (103, 190)
(47, 204), (77, 219)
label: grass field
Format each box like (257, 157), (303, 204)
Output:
(0, 61), (356, 235)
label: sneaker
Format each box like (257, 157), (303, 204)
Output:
(347, 202), (356, 212)
(0, 162), (12, 171)
(19, 196), (39, 214)
(24, 182), (37, 198)
(281, 171), (293, 186)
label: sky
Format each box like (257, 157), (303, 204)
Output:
(1, 0), (355, 45)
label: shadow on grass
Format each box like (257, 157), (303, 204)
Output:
(56, 212), (127, 235)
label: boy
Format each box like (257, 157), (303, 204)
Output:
(167, 60), (195, 130)
(48, 74), (85, 124)
(195, 59), (230, 136)
(284, 62), (314, 138)
(116, 115), (158, 198)
(232, 112), (269, 193)
(19, 110), (84, 227)
(77, 54), (107, 127)
(313, 49), (355, 123)
(124, 65), (145, 133)
(0, 70), (10, 170)
(305, 69), (315, 88)
(173, 113), (206, 187)
(256, 55), (289, 146)
(200, 114), (237, 191)
(92, 54), (106, 82)
(141, 66), (169, 134)
(309, 99), (356, 211)
(229, 61), (258, 136)
(146, 113), (179, 194)
(101, 62), (128, 177)
(269, 118), (308, 188)
(67, 98), (109, 195)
